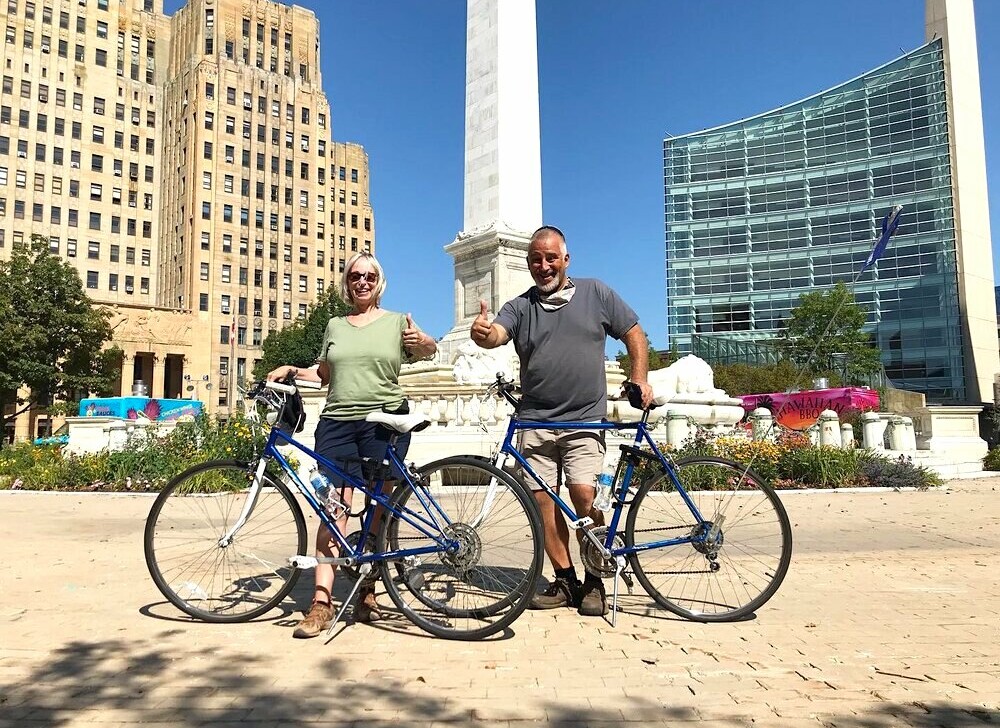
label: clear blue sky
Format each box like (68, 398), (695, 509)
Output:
(166, 0), (1000, 354)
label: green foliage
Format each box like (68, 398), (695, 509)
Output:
(628, 428), (942, 491)
(253, 288), (350, 380)
(983, 447), (1000, 471)
(710, 360), (838, 396)
(616, 342), (674, 374)
(0, 412), (279, 491)
(776, 445), (869, 488)
(0, 236), (120, 440)
(776, 282), (881, 383)
(859, 455), (942, 490)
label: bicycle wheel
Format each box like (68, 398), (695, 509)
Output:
(625, 456), (791, 622)
(144, 460), (307, 623)
(378, 456), (543, 640)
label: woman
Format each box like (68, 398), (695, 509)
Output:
(268, 252), (437, 638)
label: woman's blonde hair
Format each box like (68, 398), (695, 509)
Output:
(340, 252), (387, 306)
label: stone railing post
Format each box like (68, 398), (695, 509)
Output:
(887, 415), (916, 452)
(841, 423), (855, 449)
(818, 409), (842, 447)
(665, 411), (690, 448)
(750, 407), (774, 441)
(861, 412), (888, 451)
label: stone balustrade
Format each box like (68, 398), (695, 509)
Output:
(62, 357), (990, 480)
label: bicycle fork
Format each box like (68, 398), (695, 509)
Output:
(218, 459), (269, 548)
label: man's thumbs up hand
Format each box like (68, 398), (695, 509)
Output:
(470, 299), (492, 346)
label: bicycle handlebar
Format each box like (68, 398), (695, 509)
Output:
(265, 380), (297, 395)
(488, 373), (650, 413)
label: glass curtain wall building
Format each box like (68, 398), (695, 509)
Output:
(664, 40), (965, 401)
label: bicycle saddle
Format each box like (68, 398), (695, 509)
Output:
(365, 411), (432, 434)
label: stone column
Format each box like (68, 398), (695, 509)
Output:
(151, 353), (166, 399)
(120, 353), (135, 397)
(925, 0), (1000, 403)
(438, 0), (542, 362)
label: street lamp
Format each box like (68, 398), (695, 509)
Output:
(183, 374), (211, 401)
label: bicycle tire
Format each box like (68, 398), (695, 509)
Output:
(144, 460), (307, 623)
(625, 456), (791, 622)
(385, 461), (531, 619)
(378, 456), (543, 640)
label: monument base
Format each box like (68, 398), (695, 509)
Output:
(438, 222), (534, 364)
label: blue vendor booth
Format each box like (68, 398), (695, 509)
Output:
(79, 397), (203, 421)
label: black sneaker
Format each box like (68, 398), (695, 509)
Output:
(528, 577), (580, 610)
(577, 580), (609, 616)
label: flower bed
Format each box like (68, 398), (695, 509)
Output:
(631, 428), (942, 490)
(0, 413), (270, 491)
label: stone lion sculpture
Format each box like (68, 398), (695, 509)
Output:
(648, 355), (729, 404)
(451, 340), (516, 385)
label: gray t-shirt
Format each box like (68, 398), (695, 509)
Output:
(494, 278), (638, 422)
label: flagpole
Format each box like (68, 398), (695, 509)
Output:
(711, 205), (906, 511)
(776, 205), (904, 398)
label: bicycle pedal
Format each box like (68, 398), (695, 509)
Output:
(288, 555), (318, 569)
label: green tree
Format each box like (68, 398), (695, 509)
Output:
(615, 341), (674, 374)
(252, 288), (351, 380)
(0, 236), (120, 440)
(777, 282), (881, 383)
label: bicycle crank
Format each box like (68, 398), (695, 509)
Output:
(581, 527), (628, 581)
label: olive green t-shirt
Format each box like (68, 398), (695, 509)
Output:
(318, 312), (408, 420)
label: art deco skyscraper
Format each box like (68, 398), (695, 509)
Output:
(1, 0), (375, 440)
(159, 0), (348, 409)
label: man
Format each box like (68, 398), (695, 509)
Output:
(471, 225), (653, 616)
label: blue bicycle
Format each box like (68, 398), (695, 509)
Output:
(486, 375), (792, 623)
(144, 378), (544, 640)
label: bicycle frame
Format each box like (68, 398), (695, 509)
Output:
(495, 413), (712, 559)
(223, 422), (460, 569)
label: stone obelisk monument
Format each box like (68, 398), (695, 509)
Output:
(437, 0), (543, 362)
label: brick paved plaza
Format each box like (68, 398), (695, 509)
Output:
(1, 478), (998, 727)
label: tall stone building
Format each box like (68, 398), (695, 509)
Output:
(0, 0), (374, 441)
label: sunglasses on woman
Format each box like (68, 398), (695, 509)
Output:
(347, 271), (378, 284)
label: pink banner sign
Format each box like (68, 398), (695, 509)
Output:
(740, 387), (880, 430)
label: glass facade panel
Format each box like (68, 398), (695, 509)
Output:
(664, 40), (964, 401)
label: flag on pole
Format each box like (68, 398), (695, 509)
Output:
(861, 205), (904, 273)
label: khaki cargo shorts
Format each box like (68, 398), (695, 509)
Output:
(516, 428), (606, 491)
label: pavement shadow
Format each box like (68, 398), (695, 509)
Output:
(2, 637), (996, 726)
(0, 634), (666, 725)
(820, 702), (999, 726)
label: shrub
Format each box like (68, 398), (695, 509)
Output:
(628, 428), (941, 491)
(0, 412), (271, 491)
(860, 455), (942, 490)
(777, 445), (868, 488)
(983, 447), (1000, 471)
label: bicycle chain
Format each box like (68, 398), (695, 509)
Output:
(630, 525), (691, 533)
(631, 525), (717, 575)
